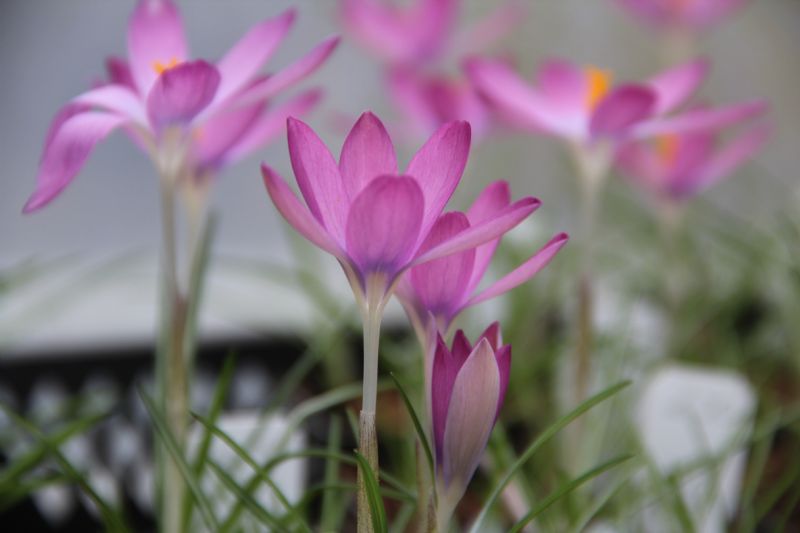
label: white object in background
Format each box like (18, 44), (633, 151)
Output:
(187, 411), (306, 530)
(636, 365), (755, 533)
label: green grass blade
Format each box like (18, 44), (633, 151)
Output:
(389, 373), (434, 483)
(468, 380), (631, 533)
(355, 451), (388, 533)
(206, 458), (284, 531)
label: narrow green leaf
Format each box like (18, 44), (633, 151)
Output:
(509, 455), (634, 533)
(355, 451), (388, 533)
(469, 380), (631, 533)
(389, 373), (434, 483)
(138, 389), (219, 532)
(206, 458), (283, 531)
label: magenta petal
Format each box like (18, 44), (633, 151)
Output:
(494, 344), (511, 421)
(410, 212), (475, 320)
(648, 59), (709, 114)
(261, 164), (344, 259)
(41, 104), (91, 161)
(105, 57), (136, 90)
(127, 0), (188, 95)
(192, 101), (264, 169)
(691, 124), (771, 195)
(590, 85), (657, 139)
(214, 9), (296, 106)
(412, 197), (540, 267)
(339, 112), (398, 199)
(476, 322), (502, 352)
(345, 175), (424, 277)
(287, 117), (348, 243)
(24, 112), (127, 213)
(431, 334), (459, 461)
(407, 121), (471, 239)
(537, 59), (587, 112)
(72, 85), (148, 125)
(631, 100), (768, 139)
(465, 181), (511, 295)
(147, 60), (220, 129)
(468, 232), (569, 308)
(441, 338), (500, 488)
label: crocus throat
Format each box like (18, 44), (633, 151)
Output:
(152, 57), (181, 75)
(584, 66), (613, 111)
(655, 134), (680, 168)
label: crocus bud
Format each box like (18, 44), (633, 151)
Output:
(429, 322), (510, 528)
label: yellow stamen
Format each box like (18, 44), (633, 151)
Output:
(584, 66), (613, 111)
(655, 134), (680, 167)
(152, 57), (180, 75)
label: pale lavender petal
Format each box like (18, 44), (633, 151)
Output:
(341, 0), (417, 63)
(536, 59), (587, 112)
(631, 99), (768, 139)
(454, 2), (527, 56)
(590, 85), (656, 139)
(345, 175), (424, 277)
(465, 181), (511, 295)
(467, 232), (569, 307)
(441, 338), (500, 488)
(213, 9), (296, 106)
(339, 112), (398, 199)
(410, 212), (475, 319)
(127, 0), (188, 95)
(690, 124), (771, 195)
(412, 197), (540, 266)
(261, 164), (344, 259)
(287, 117), (348, 244)
(648, 59), (709, 114)
(72, 85), (148, 126)
(615, 142), (665, 190)
(406, 120), (471, 240)
(41, 104), (91, 160)
(24, 112), (127, 213)
(192, 101), (264, 169)
(147, 60), (220, 129)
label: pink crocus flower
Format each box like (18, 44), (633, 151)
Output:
(261, 112), (539, 306)
(465, 57), (766, 149)
(616, 117), (770, 202)
(25, 0), (339, 213)
(428, 322), (510, 529)
(613, 0), (750, 31)
(397, 181), (568, 338)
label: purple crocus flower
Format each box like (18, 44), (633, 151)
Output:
(25, 0), (339, 212)
(397, 181), (568, 338)
(261, 112), (539, 306)
(616, 116), (770, 202)
(613, 0), (750, 31)
(429, 323), (510, 528)
(465, 57), (766, 149)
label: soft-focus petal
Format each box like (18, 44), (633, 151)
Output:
(413, 197), (540, 266)
(441, 338), (500, 487)
(631, 99), (768, 139)
(410, 212), (475, 319)
(648, 59), (709, 114)
(147, 60), (220, 129)
(494, 344), (511, 420)
(467, 232), (569, 307)
(465, 181), (511, 295)
(345, 176), (424, 277)
(454, 2), (527, 56)
(24, 112), (128, 213)
(537, 59), (588, 112)
(192, 101), (265, 169)
(261, 164), (344, 258)
(406, 120), (471, 239)
(287, 117), (348, 243)
(431, 334), (461, 461)
(127, 0), (188, 95)
(105, 57), (136, 90)
(339, 112), (398, 199)
(615, 142), (665, 189)
(72, 85), (148, 126)
(213, 9), (296, 106)
(690, 124), (771, 195)
(590, 85), (657, 139)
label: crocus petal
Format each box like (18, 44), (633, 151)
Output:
(454, 2), (526, 56)
(590, 85), (657, 139)
(691, 124), (771, 195)
(41, 104), (91, 160)
(494, 344), (511, 421)
(410, 212), (475, 319)
(192, 101), (265, 169)
(464, 181), (511, 295)
(648, 59), (709, 114)
(536, 59), (588, 112)
(236, 36), (340, 107)
(105, 57), (136, 90)
(615, 142), (665, 190)
(127, 0), (188, 95)
(412, 197), (540, 266)
(345, 176), (424, 277)
(287, 117), (348, 243)
(213, 9), (296, 106)
(467, 232), (569, 308)
(406, 120), (471, 240)
(339, 112), (398, 199)
(24, 112), (127, 213)
(441, 338), (500, 488)
(147, 60), (221, 129)
(261, 164), (345, 259)
(221, 89), (322, 167)
(631, 99), (768, 139)
(72, 85), (148, 126)
(341, 0), (416, 63)
(431, 334), (462, 461)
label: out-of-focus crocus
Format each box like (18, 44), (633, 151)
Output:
(429, 323), (510, 530)
(397, 181), (568, 339)
(613, 0), (750, 32)
(261, 112), (539, 308)
(616, 118), (770, 203)
(25, 0), (339, 213)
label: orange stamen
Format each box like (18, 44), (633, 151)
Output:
(584, 66), (613, 111)
(152, 57), (180, 75)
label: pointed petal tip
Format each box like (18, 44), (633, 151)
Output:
(22, 194), (46, 214)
